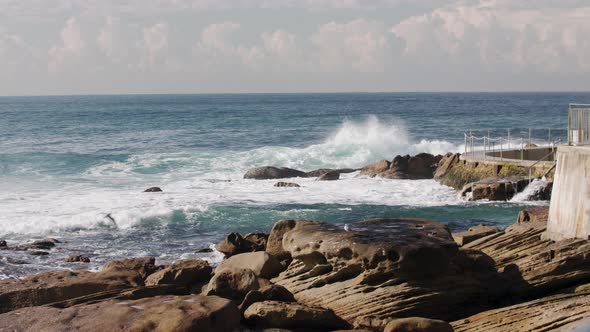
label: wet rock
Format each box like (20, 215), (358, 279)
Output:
(0, 257), (158, 313)
(359, 160), (391, 177)
(216, 232), (268, 257)
(460, 177), (529, 201)
(206, 267), (260, 301)
(317, 170), (340, 181)
(0, 240), (6, 247)
(65, 255), (90, 263)
(306, 168), (356, 177)
(274, 182), (301, 188)
(243, 300), (349, 330)
(145, 259), (212, 287)
(384, 317), (454, 332)
(28, 251), (49, 256)
(452, 225), (499, 246)
(143, 186), (163, 192)
(196, 247), (214, 253)
(244, 166), (308, 180)
(239, 284), (295, 314)
(217, 252), (284, 279)
(24, 238), (60, 250)
(0, 295), (240, 332)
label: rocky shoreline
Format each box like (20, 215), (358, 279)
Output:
(1, 206), (589, 331)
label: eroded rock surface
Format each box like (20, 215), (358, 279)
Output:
(360, 154), (441, 179)
(452, 225), (499, 246)
(217, 252), (284, 279)
(206, 267), (260, 301)
(243, 300), (349, 330)
(145, 259), (212, 287)
(385, 317), (454, 332)
(216, 232), (268, 257)
(0, 295), (240, 332)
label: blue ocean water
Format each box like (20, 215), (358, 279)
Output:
(0, 92), (586, 278)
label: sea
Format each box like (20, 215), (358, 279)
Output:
(0, 92), (586, 279)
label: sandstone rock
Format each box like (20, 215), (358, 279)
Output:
(145, 259), (212, 287)
(0, 295), (240, 332)
(317, 170), (340, 181)
(517, 207), (549, 224)
(274, 182), (301, 188)
(217, 232), (268, 257)
(206, 267), (260, 301)
(384, 317), (454, 332)
(0, 257), (157, 313)
(452, 288), (590, 332)
(243, 300), (349, 330)
(433, 153), (460, 179)
(144, 186), (163, 192)
(66, 255), (90, 263)
(239, 284), (295, 314)
(244, 166), (307, 180)
(452, 225), (499, 246)
(266, 219), (323, 261)
(217, 252), (284, 279)
(270, 218), (502, 329)
(460, 177), (529, 201)
(359, 160), (391, 177)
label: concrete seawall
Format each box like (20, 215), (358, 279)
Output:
(547, 145), (590, 241)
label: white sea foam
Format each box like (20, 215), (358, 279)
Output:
(0, 116), (469, 236)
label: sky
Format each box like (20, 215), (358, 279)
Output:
(1, 0), (589, 95)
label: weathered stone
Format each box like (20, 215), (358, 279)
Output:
(384, 317), (454, 332)
(517, 207), (549, 224)
(452, 225), (499, 246)
(274, 182), (301, 188)
(217, 252), (284, 279)
(0, 257), (157, 313)
(145, 259), (212, 287)
(144, 186), (163, 192)
(270, 218), (502, 330)
(239, 284), (296, 314)
(243, 300), (349, 330)
(0, 295), (240, 332)
(66, 255), (90, 263)
(244, 166), (307, 180)
(359, 160), (391, 177)
(217, 232), (268, 257)
(266, 219), (323, 261)
(433, 153), (460, 180)
(452, 287), (590, 332)
(460, 177), (529, 201)
(317, 170), (340, 181)
(206, 267), (260, 301)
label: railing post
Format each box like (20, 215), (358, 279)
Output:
(508, 129), (511, 149)
(464, 133), (467, 154)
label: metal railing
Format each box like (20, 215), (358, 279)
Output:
(568, 104), (590, 145)
(464, 128), (564, 161)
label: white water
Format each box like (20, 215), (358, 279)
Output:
(511, 178), (550, 203)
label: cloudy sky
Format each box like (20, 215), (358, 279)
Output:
(1, 0), (589, 95)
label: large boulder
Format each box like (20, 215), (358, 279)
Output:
(0, 295), (240, 332)
(460, 177), (529, 201)
(243, 300), (349, 330)
(217, 252), (284, 279)
(206, 267), (260, 301)
(244, 166), (307, 180)
(145, 259), (212, 287)
(361, 154), (441, 179)
(216, 232), (267, 257)
(266, 219), (323, 261)
(0, 257), (157, 313)
(359, 160), (391, 177)
(385, 317), (454, 332)
(239, 284), (296, 314)
(270, 218), (503, 330)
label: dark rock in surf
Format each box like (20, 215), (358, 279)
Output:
(196, 247), (214, 253)
(0, 240), (6, 247)
(274, 182), (301, 188)
(317, 170), (340, 181)
(65, 255), (90, 263)
(306, 168), (356, 177)
(24, 239), (60, 251)
(28, 251), (49, 256)
(144, 187), (163, 192)
(244, 166), (308, 180)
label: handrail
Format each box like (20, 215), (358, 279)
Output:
(527, 148), (558, 183)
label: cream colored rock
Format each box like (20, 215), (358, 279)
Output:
(206, 267), (260, 301)
(217, 252), (284, 279)
(243, 300), (349, 330)
(145, 259), (212, 287)
(385, 317), (453, 332)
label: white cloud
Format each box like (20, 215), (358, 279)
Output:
(140, 23), (170, 70)
(48, 17), (85, 72)
(392, 1), (590, 73)
(312, 19), (399, 72)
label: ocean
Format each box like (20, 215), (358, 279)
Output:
(0, 92), (585, 278)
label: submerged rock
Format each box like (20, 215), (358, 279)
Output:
(306, 168), (356, 177)
(65, 255), (90, 263)
(0, 295), (240, 332)
(243, 300), (349, 330)
(24, 238), (60, 251)
(144, 187), (163, 192)
(317, 170), (340, 181)
(244, 166), (307, 180)
(0, 240), (6, 247)
(274, 182), (301, 188)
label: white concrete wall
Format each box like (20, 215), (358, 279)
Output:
(547, 145), (590, 241)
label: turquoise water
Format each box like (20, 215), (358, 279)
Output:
(0, 92), (585, 278)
